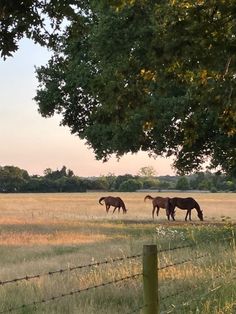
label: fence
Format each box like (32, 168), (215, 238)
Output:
(0, 239), (234, 314)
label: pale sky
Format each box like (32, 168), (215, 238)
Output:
(0, 39), (175, 177)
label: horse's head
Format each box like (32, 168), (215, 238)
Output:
(198, 210), (204, 221)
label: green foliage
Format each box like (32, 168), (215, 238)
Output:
(90, 176), (109, 190)
(157, 180), (171, 190)
(0, 166), (29, 192)
(176, 176), (190, 190)
(0, 0), (79, 58)
(44, 166), (74, 180)
(31, 1), (236, 176)
(187, 223), (236, 244)
(118, 179), (142, 192)
(141, 177), (160, 189)
(0, 162), (235, 193)
(1, 1), (235, 175)
(112, 174), (134, 191)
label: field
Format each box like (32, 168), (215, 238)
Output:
(0, 192), (236, 313)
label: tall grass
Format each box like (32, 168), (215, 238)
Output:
(0, 192), (235, 313)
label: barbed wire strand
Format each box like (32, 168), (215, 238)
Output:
(0, 243), (203, 287)
(157, 243), (195, 253)
(158, 253), (208, 270)
(126, 260), (235, 314)
(0, 238), (233, 313)
(0, 272), (142, 314)
(0, 253), (142, 287)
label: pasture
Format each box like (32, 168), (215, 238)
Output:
(0, 192), (236, 313)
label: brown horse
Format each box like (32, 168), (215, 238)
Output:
(99, 196), (127, 214)
(168, 197), (203, 221)
(144, 195), (173, 220)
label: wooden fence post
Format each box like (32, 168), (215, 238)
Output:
(142, 244), (159, 314)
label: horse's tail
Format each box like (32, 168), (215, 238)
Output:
(144, 195), (154, 202)
(99, 197), (105, 205)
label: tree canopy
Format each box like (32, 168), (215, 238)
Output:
(1, 1), (236, 175)
(0, 0), (80, 58)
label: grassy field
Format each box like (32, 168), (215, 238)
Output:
(0, 192), (235, 313)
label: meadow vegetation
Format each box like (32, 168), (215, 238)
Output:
(0, 192), (235, 313)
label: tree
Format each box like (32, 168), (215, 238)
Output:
(0, 166), (29, 192)
(142, 178), (160, 189)
(176, 176), (190, 191)
(2, 1), (235, 175)
(43, 166), (74, 180)
(119, 179), (142, 192)
(104, 172), (116, 191)
(0, 0), (81, 59)
(112, 174), (135, 191)
(34, 1), (236, 176)
(138, 166), (157, 177)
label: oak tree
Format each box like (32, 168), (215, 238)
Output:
(1, 1), (235, 175)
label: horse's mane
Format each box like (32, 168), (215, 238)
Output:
(116, 197), (127, 210)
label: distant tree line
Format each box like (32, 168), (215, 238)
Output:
(0, 165), (235, 193)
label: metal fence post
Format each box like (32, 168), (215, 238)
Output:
(142, 244), (159, 314)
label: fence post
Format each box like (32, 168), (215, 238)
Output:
(142, 244), (159, 314)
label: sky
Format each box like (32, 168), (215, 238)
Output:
(0, 39), (175, 177)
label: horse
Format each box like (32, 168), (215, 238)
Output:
(168, 197), (203, 221)
(144, 195), (174, 220)
(99, 196), (127, 214)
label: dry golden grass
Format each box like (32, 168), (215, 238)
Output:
(0, 191), (235, 250)
(0, 192), (235, 313)
(0, 191), (235, 223)
(0, 231), (109, 246)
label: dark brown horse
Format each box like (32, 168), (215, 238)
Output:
(99, 196), (127, 214)
(144, 195), (173, 220)
(168, 197), (203, 221)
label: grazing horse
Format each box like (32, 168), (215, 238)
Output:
(168, 197), (203, 221)
(144, 195), (173, 220)
(99, 196), (127, 214)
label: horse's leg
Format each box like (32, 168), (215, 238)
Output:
(185, 210), (188, 221)
(168, 208), (175, 221)
(112, 207), (117, 214)
(106, 205), (110, 213)
(152, 206), (156, 219)
(166, 203), (175, 221)
(167, 209), (170, 221)
(189, 209), (192, 221)
(170, 208), (176, 221)
(185, 210), (191, 221)
(165, 207), (170, 221)
(172, 210), (176, 221)
(156, 206), (160, 216)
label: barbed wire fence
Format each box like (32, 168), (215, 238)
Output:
(0, 238), (235, 314)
